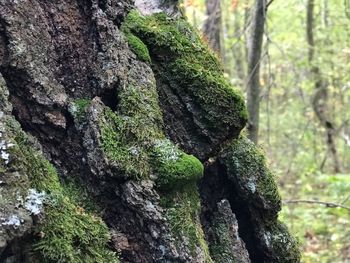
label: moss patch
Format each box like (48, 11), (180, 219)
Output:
(100, 106), (153, 178)
(160, 184), (213, 262)
(151, 139), (203, 190)
(99, 82), (164, 179)
(6, 119), (118, 263)
(221, 136), (281, 214)
(122, 10), (247, 137)
(122, 28), (151, 63)
(210, 220), (238, 262)
(262, 221), (301, 262)
(69, 98), (91, 121)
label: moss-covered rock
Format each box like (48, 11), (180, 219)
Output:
(220, 136), (281, 214)
(219, 136), (300, 262)
(210, 200), (250, 263)
(4, 119), (118, 263)
(98, 81), (163, 179)
(69, 98), (91, 121)
(257, 221), (300, 263)
(122, 11), (247, 157)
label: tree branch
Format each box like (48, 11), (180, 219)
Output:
(283, 199), (350, 211)
(266, 0), (275, 10)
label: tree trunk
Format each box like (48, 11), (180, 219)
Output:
(203, 0), (225, 59)
(246, 0), (266, 144)
(0, 1), (300, 262)
(232, 5), (246, 85)
(306, 0), (341, 173)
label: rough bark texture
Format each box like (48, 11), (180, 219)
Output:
(0, 1), (299, 262)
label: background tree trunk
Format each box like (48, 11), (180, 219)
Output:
(246, 0), (266, 144)
(203, 0), (225, 59)
(232, 4), (246, 85)
(306, 0), (341, 173)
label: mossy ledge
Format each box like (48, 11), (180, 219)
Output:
(98, 98), (210, 259)
(5, 119), (118, 263)
(96, 81), (209, 259)
(122, 27), (151, 63)
(122, 10), (247, 156)
(220, 136), (281, 214)
(219, 136), (300, 261)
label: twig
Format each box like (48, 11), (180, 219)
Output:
(266, 0), (275, 10)
(283, 199), (350, 211)
(341, 195), (350, 205)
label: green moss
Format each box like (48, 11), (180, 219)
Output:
(99, 80), (166, 179)
(116, 84), (163, 138)
(122, 10), (247, 134)
(61, 179), (99, 214)
(170, 58), (247, 128)
(34, 195), (117, 263)
(160, 184), (213, 262)
(123, 29), (151, 63)
(5, 119), (118, 263)
(100, 107), (152, 178)
(70, 98), (91, 120)
(5, 119), (61, 193)
(221, 136), (281, 214)
(151, 139), (203, 190)
(210, 221), (236, 263)
(264, 221), (301, 262)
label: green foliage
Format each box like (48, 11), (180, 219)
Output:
(160, 184), (213, 262)
(186, 0), (350, 261)
(151, 139), (204, 190)
(280, 173), (350, 263)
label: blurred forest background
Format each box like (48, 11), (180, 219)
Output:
(183, 0), (350, 262)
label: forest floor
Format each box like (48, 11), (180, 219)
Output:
(279, 173), (350, 263)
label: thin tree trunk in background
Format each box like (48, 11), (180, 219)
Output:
(244, 0), (250, 61)
(203, 0), (225, 60)
(246, 0), (266, 144)
(306, 0), (341, 173)
(232, 5), (246, 84)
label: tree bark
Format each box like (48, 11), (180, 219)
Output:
(246, 0), (266, 144)
(232, 5), (246, 85)
(0, 1), (300, 262)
